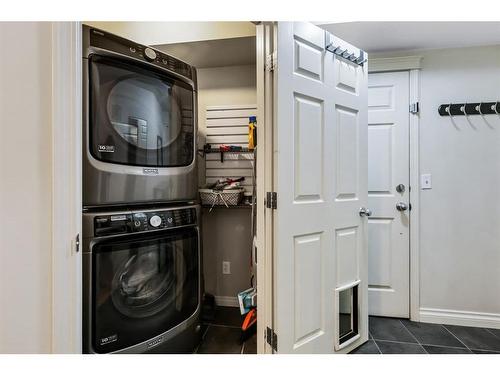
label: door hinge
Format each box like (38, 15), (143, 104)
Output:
(265, 51), (277, 72)
(75, 233), (80, 253)
(265, 327), (278, 351)
(265, 192), (277, 209)
(409, 102), (419, 114)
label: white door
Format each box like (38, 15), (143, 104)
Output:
(367, 71), (410, 318)
(271, 22), (368, 354)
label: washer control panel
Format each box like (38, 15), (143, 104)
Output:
(94, 207), (197, 237)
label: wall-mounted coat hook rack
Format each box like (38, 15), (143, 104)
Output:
(438, 101), (500, 116)
(325, 43), (367, 65)
(325, 33), (367, 66)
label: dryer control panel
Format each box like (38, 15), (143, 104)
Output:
(86, 25), (195, 81)
(93, 207), (197, 237)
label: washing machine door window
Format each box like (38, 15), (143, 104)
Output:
(92, 228), (199, 353)
(89, 55), (195, 168)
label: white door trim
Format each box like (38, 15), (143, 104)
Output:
(51, 21), (83, 353)
(257, 21), (277, 354)
(419, 308), (500, 329)
(369, 56), (422, 73)
(368, 61), (422, 322)
(408, 69), (421, 322)
(255, 22), (274, 354)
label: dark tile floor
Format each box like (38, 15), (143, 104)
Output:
(195, 306), (257, 354)
(350, 316), (500, 354)
(195, 309), (500, 354)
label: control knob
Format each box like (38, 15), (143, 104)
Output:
(144, 47), (157, 61)
(149, 215), (162, 228)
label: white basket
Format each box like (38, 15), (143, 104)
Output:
(199, 188), (245, 208)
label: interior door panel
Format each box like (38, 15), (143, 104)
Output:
(273, 21), (368, 354)
(367, 71), (410, 318)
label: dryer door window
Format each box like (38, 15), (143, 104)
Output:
(92, 228), (199, 353)
(89, 55), (195, 168)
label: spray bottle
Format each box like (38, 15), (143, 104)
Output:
(248, 116), (257, 150)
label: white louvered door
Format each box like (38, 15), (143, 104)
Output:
(272, 22), (368, 354)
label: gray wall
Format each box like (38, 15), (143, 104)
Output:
(202, 208), (253, 300)
(197, 65), (256, 302)
(375, 45), (500, 317)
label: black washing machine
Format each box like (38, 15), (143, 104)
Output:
(82, 204), (201, 353)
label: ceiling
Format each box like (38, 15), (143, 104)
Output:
(317, 22), (500, 53)
(155, 36), (256, 69)
(86, 22), (255, 46)
(155, 22), (500, 67)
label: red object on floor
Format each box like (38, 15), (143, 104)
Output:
(242, 308), (257, 331)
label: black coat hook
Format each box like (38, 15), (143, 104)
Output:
(439, 101), (500, 116)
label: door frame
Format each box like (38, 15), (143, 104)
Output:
(368, 56), (422, 322)
(256, 22), (275, 354)
(52, 21), (83, 353)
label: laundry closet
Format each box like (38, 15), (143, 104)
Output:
(156, 28), (260, 353)
(82, 21), (260, 355)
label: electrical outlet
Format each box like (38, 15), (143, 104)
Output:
(222, 261), (231, 275)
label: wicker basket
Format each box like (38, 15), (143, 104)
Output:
(199, 188), (245, 208)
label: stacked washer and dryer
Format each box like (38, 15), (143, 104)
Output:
(82, 25), (201, 354)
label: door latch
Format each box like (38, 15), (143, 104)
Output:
(359, 207), (372, 217)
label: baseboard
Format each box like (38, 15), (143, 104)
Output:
(419, 308), (500, 329)
(215, 295), (239, 308)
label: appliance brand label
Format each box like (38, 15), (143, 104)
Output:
(110, 215), (127, 221)
(143, 168), (159, 175)
(98, 144), (115, 153)
(147, 335), (164, 348)
(99, 334), (118, 346)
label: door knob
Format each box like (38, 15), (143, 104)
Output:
(359, 207), (372, 217)
(396, 202), (408, 212)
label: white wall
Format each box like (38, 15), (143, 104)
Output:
(0, 22), (53, 353)
(197, 65), (256, 302)
(376, 46), (500, 323)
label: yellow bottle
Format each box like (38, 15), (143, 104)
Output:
(248, 116), (257, 150)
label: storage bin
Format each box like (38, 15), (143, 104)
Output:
(199, 188), (245, 208)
